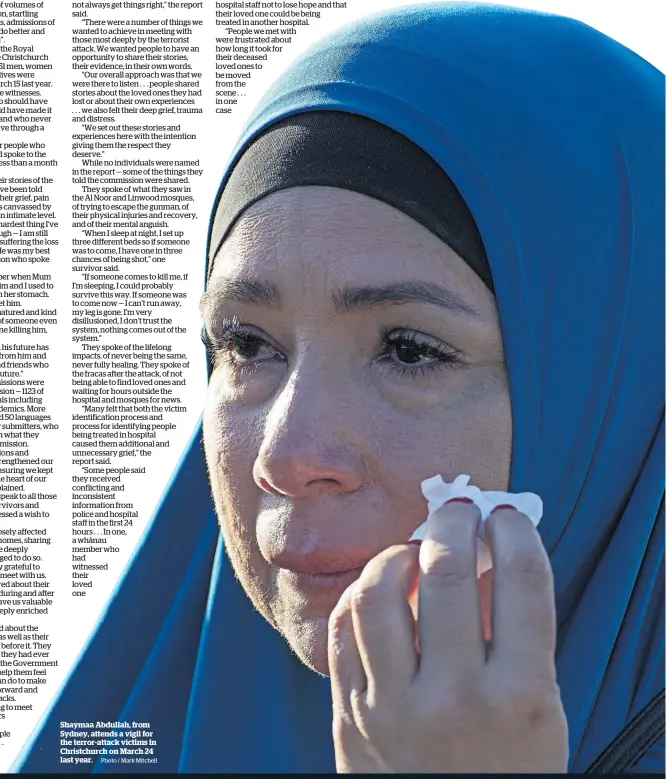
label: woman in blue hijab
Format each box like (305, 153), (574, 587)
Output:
(16, 2), (664, 773)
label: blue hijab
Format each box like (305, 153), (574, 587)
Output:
(16, 3), (664, 773)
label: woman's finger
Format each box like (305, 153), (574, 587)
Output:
(329, 581), (367, 720)
(350, 545), (420, 700)
(417, 499), (486, 683)
(485, 507), (557, 679)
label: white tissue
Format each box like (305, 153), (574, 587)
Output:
(409, 474), (543, 577)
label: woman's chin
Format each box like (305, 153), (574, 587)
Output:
(280, 615), (332, 677)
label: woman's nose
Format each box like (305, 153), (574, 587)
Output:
(252, 370), (367, 497)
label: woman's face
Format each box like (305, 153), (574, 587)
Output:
(202, 186), (511, 675)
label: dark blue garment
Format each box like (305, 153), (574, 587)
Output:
(15, 3), (664, 773)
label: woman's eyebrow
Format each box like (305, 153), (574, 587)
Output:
(332, 281), (483, 318)
(200, 278), (483, 319)
(200, 277), (282, 313)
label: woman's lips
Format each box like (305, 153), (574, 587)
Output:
(280, 565), (367, 601)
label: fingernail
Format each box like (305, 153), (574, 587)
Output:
(407, 539), (422, 546)
(444, 497), (474, 505)
(491, 503), (515, 513)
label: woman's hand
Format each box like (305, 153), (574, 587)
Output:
(328, 501), (569, 773)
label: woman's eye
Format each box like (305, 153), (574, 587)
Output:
(201, 324), (283, 369)
(378, 328), (464, 374)
(228, 332), (273, 363)
(392, 340), (430, 365)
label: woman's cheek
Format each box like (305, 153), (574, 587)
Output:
(207, 360), (285, 406)
(435, 366), (511, 489)
(377, 365), (511, 492)
(204, 385), (262, 521)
